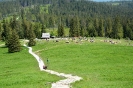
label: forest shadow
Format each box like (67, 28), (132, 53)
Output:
(0, 45), (26, 54)
(0, 45), (7, 48)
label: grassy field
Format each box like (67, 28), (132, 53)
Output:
(32, 38), (133, 88)
(0, 41), (61, 88)
(0, 38), (133, 88)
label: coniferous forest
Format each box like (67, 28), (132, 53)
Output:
(0, 0), (133, 52)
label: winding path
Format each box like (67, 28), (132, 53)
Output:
(24, 44), (82, 88)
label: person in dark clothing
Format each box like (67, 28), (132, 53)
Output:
(47, 58), (49, 64)
(43, 65), (47, 69)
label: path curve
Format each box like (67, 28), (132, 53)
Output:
(24, 44), (82, 88)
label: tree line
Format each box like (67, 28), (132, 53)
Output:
(0, 0), (133, 53)
(0, 0), (133, 19)
(0, 15), (36, 53)
(58, 16), (133, 40)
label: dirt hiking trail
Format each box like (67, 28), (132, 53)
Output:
(24, 44), (82, 88)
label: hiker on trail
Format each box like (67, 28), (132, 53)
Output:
(46, 58), (49, 67)
(43, 65), (47, 70)
(47, 58), (49, 64)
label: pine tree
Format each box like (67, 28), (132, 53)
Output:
(113, 16), (123, 39)
(10, 15), (22, 38)
(129, 29), (133, 40)
(34, 23), (41, 38)
(21, 9), (25, 20)
(10, 15), (17, 30)
(87, 21), (97, 37)
(58, 23), (64, 37)
(105, 18), (112, 38)
(22, 19), (30, 39)
(49, 16), (55, 28)
(8, 30), (21, 53)
(69, 18), (74, 37)
(2, 19), (8, 41)
(75, 16), (80, 37)
(2, 20), (13, 46)
(28, 24), (36, 47)
(41, 24), (46, 33)
(80, 19), (87, 37)
(99, 19), (104, 37)
(69, 16), (80, 37)
(93, 18), (99, 37)
(126, 20), (133, 40)
(58, 24), (61, 37)
(5, 27), (12, 47)
(0, 23), (2, 40)
(129, 20), (133, 40)
(28, 38), (36, 47)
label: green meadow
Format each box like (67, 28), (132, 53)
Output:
(33, 38), (133, 88)
(0, 41), (61, 88)
(0, 38), (133, 88)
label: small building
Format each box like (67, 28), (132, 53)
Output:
(41, 33), (50, 39)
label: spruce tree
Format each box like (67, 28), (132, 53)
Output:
(41, 24), (46, 33)
(69, 18), (74, 37)
(113, 16), (123, 39)
(8, 30), (21, 53)
(2, 19), (8, 41)
(49, 16), (55, 28)
(75, 16), (80, 37)
(87, 21), (97, 37)
(28, 24), (36, 47)
(94, 18), (99, 37)
(34, 23), (41, 38)
(28, 38), (36, 47)
(99, 19), (104, 37)
(5, 27), (12, 47)
(10, 15), (17, 30)
(0, 23), (2, 40)
(69, 16), (80, 37)
(58, 23), (64, 37)
(2, 20), (13, 46)
(105, 18), (112, 38)
(126, 22), (133, 40)
(129, 21), (133, 40)
(80, 19), (87, 37)
(22, 19), (30, 39)
(21, 9), (25, 20)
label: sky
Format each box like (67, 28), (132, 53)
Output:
(94, 0), (117, 2)
(95, 0), (112, 1)
(93, 0), (129, 2)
